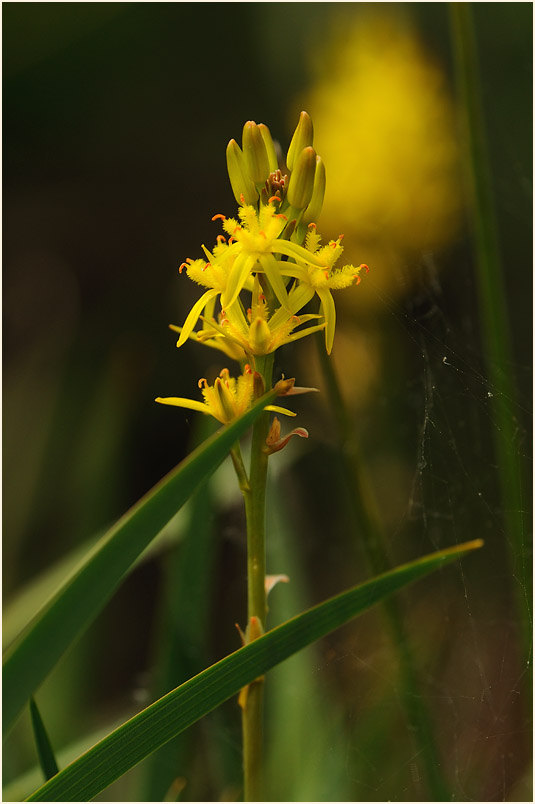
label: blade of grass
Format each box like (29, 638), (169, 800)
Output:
(26, 539), (482, 802)
(29, 697), (59, 781)
(449, 3), (531, 656)
(3, 390), (276, 736)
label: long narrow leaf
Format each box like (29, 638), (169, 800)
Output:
(3, 390), (276, 736)
(29, 697), (59, 781)
(27, 539), (482, 802)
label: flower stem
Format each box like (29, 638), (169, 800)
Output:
(236, 352), (274, 801)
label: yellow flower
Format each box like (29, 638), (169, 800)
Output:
(277, 226), (367, 354)
(155, 366), (296, 425)
(201, 274), (325, 358)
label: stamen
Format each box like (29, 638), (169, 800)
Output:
(356, 276), (362, 285)
(202, 263), (211, 271)
(179, 262), (189, 273)
(268, 195), (281, 204)
(361, 263), (370, 273)
(216, 234), (227, 243)
(339, 234), (345, 240)
(240, 193), (246, 204)
(275, 213), (288, 220)
(228, 237), (236, 244)
(212, 213), (226, 222)
(307, 222), (316, 229)
(259, 231), (267, 238)
(198, 378), (207, 388)
(244, 364), (252, 374)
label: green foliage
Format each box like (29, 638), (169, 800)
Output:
(26, 540), (481, 801)
(3, 391), (276, 736)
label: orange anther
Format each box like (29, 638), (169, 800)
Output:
(228, 236), (236, 244)
(202, 262), (211, 271)
(259, 231), (267, 238)
(268, 195), (281, 204)
(361, 263), (370, 273)
(216, 234), (227, 243)
(198, 378), (207, 388)
(212, 213), (226, 222)
(339, 233), (345, 240)
(356, 276), (362, 285)
(179, 262), (188, 273)
(244, 363), (252, 374)
(307, 222), (316, 229)
(331, 242), (337, 248)
(258, 293), (266, 301)
(324, 271), (330, 280)
(275, 213), (288, 220)
(240, 193), (246, 204)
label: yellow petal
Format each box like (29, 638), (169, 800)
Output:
(155, 397), (211, 416)
(177, 289), (219, 347)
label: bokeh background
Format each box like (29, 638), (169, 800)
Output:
(3, 3), (532, 801)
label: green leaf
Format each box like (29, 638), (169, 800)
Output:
(29, 697), (59, 781)
(3, 390), (276, 736)
(26, 539), (482, 802)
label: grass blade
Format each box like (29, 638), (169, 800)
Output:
(26, 539), (482, 802)
(29, 697), (59, 781)
(3, 390), (276, 736)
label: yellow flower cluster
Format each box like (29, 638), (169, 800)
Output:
(157, 113), (367, 426)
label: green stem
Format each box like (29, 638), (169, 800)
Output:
(236, 352), (274, 801)
(316, 339), (451, 801)
(449, 3), (532, 660)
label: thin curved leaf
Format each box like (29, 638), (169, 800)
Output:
(29, 697), (59, 781)
(3, 390), (276, 736)
(26, 539), (482, 802)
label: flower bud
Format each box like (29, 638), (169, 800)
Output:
(214, 375), (236, 422)
(286, 111), (313, 172)
(301, 155), (326, 225)
(258, 123), (279, 173)
(226, 139), (258, 206)
(249, 316), (272, 354)
(287, 146), (316, 210)
(242, 121), (270, 185)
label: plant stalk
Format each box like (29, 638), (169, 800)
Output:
(236, 352), (274, 801)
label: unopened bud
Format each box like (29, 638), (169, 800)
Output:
(286, 111), (313, 171)
(226, 139), (258, 206)
(242, 121), (270, 185)
(287, 146), (316, 210)
(214, 376), (236, 422)
(302, 155), (326, 225)
(249, 316), (272, 354)
(258, 123), (279, 173)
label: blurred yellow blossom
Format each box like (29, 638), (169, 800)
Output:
(303, 12), (462, 299)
